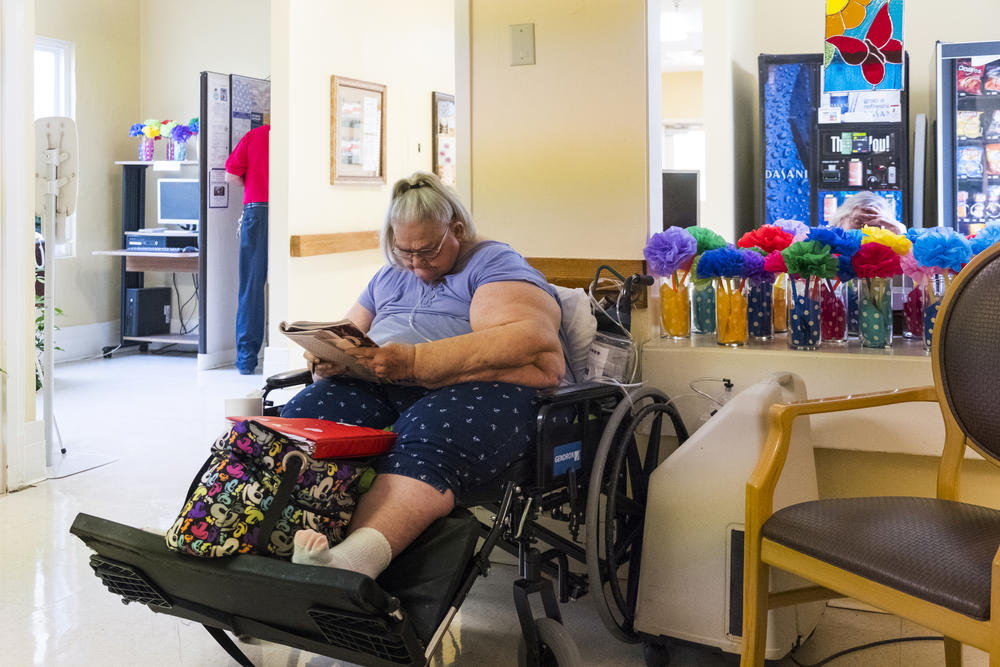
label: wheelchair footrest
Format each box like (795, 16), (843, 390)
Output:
(308, 606), (412, 664)
(89, 555), (172, 609)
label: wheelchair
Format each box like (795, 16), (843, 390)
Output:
(70, 268), (692, 666)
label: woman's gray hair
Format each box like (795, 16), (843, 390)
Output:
(829, 191), (895, 229)
(380, 171), (476, 267)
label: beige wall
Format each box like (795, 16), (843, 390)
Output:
(467, 0), (652, 260)
(270, 0), (455, 338)
(661, 71), (702, 119)
(35, 0), (141, 327)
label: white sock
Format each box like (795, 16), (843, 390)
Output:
(292, 527), (393, 580)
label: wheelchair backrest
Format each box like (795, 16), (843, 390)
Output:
(552, 284), (598, 384)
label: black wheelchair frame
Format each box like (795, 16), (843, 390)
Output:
(70, 271), (690, 667)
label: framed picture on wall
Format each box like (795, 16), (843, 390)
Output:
(330, 76), (386, 184)
(432, 91), (456, 186)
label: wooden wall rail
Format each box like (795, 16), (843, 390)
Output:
(289, 230), (380, 257)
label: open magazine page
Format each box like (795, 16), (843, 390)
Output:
(279, 320), (381, 383)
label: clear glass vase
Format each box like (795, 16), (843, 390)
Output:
(772, 273), (789, 333)
(858, 277), (894, 349)
(902, 282), (923, 340)
(691, 281), (716, 334)
(922, 273), (952, 350)
(139, 136), (154, 161)
(746, 279), (773, 341)
(174, 140), (187, 161)
(658, 277), (691, 339)
(788, 276), (821, 350)
(846, 279), (860, 336)
(820, 279), (848, 343)
(165, 139), (175, 160)
(715, 278), (747, 347)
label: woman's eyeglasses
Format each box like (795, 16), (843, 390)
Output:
(392, 226), (451, 263)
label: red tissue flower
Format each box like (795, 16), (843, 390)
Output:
(738, 225), (795, 254)
(851, 242), (900, 279)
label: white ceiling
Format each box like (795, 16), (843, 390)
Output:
(660, 0), (703, 72)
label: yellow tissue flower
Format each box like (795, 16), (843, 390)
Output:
(861, 226), (911, 255)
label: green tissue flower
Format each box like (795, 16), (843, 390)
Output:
(781, 241), (838, 279)
(687, 227), (727, 255)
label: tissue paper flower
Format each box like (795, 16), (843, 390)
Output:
(900, 250), (936, 286)
(763, 250), (787, 274)
(808, 226), (862, 257)
(970, 223), (1000, 254)
(737, 225), (794, 254)
(171, 124), (194, 143)
(851, 241), (901, 278)
(141, 125), (160, 139)
(906, 227), (928, 243)
(861, 226), (911, 255)
(773, 219), (809, 242)
(742, 249), (771, 283)
(644, 226), (698, 276)
(697, 247), (747, 279)
(835, 254), (857, 282)
(781, 241), (838, 278)
(912, 228), (973, 274)
(161, 121), (179, 139)
(129, 123), (146, 137)
(188, 117), (200, 134)
(686, 227), (728, 255)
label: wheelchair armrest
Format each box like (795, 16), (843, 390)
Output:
(264, 368), (313, 390)
(536, 380), (622, 406)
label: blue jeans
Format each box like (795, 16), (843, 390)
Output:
(236, 203), (268, 371)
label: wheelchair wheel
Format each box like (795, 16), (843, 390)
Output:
(585, 387), (687, 643)
(517, 617), (582, 667)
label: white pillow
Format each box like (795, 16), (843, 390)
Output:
(552, 284), (598, 384)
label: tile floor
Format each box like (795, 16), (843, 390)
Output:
(1, 351), (988, 666)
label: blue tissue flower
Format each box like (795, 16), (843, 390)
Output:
(913, 228), (973, 273)
(835, 254), (856, 282)
(971, 223), (1000, 255)
(697, 246), (746, 279)
(809, 226), (861, 257)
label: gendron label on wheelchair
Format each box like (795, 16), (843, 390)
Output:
(553, 440), (582, 476)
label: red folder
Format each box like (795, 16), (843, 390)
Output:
(228, 416), (396, 459)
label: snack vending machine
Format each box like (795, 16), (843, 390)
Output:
(759, 53), (910, 227)
(935, 40), (1000, 235)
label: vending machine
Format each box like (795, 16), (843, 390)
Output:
(759, 53), (910, 227)
(935, 40), (1000, 235)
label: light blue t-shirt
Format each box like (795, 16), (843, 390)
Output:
(358, 241), (557, 345)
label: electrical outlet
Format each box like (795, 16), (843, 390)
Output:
(510, 23), (535, 66)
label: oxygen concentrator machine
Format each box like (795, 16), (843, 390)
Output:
(634, 372), (824, 660)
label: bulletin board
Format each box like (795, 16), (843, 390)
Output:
(331, 76), (386, 184)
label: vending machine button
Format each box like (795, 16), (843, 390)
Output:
(888, 166), (897, 184)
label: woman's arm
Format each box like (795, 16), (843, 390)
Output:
(306, 302), (374, 380)
(352, 281), (565, 389)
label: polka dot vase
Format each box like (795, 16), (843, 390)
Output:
(714, 278), (747, 347)
(746, 279), (773, 341)
(820, 280), (848, 343)
(902, 284), (923, 340)
(138, 136), (154, 161)
(692, 282), (716, 334)
(658, 278), (691, 339)
(858, 277), (893, 349)
(772, 273), (789, 333)
(922, 274), (950, 350)
(788, 277), (821, 350)
(846, 279), (860, 336)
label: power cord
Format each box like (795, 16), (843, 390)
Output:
(788, 635), (942, 667)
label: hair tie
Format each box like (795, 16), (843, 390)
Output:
(408, 182), (426, 190)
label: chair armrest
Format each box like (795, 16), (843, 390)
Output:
(536, 380), (623, 407)
(748, 385), (938, 517)
(264, 368), (314, 390)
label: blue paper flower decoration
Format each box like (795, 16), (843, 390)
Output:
(129, 123), (146, 137)
(835, 254), (856, 282)
(742, 248), (771, 283)
(906, 227), (928, 243)
(697, 246), (746, 279)
(643, 226), (698, 276)
(808, 226), (861, 257)
(912, 228), (973, 273)
(971, 223), (1000, 255)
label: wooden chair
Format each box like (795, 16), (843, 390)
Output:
(741, 241), (1000, 667)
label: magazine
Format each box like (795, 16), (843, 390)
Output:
(278, 319), (382, 383)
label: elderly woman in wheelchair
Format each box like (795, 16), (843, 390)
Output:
(282, 170), (568, 580)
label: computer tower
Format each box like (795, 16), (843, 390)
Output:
(124, 287), (172, 337)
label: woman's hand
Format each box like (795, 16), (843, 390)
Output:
(349, 343), (416, 382)
(304, 351), (346, 382)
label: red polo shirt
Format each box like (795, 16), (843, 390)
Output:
(225, 124), (270, 204)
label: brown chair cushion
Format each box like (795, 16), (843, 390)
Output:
(762, 496), (1000, 620)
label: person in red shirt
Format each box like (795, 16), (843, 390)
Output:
(225, 124), (270, 374)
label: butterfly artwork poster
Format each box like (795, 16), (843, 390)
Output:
(824, 0), (904, 93)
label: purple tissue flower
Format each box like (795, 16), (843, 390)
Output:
(171, 124), (193, 143)
(913, 228), (973, 273)
(742, 249), (771, 283)
(773, 219), (809, 242)
(643, 226), (698, 276)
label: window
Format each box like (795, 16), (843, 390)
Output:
(34, 36), (76, 257)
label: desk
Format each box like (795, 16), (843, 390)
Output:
(93, 249), (200, 350)
(642, 334), (945, 457)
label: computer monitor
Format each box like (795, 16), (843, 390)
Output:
(157, 178), (200, 229)
(662, 170), (699, 229)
